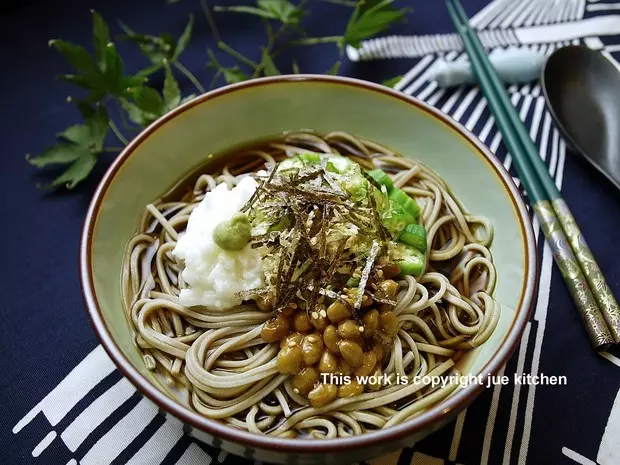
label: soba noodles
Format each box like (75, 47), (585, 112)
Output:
(121, 132), (499, 439)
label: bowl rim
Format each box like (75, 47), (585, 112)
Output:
(80, 74), (538, 454)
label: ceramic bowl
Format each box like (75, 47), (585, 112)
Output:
(80, 75), (537, 464)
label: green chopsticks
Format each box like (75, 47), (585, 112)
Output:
(446, 0), (620, 350)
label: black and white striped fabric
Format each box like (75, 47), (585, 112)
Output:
(4, 1), (620, 464)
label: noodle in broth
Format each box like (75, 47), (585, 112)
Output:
(121, 132), (499, 439)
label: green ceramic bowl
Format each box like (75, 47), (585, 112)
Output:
(80, 75), (537, 464)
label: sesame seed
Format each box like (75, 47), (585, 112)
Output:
(359, 326), (365, 332)
(311, 311), (319, 319)
(319, 309), (327, 317)
(293, 388), (300, 394)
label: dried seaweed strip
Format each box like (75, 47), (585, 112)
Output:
(294, 169), (323, 184)
(276, 234), (304, 310)
(343, 211), (375, 235)
(289, 201), (312, 247)
(245, 157), (397, 318)
(355, 240), (380, 310)
(274, 232), (295, 308)
(311, 204), (330, 312)
(308, 205), (323, 238)
(324, 238), (349, 284)
(241, 164), (278, 213)
(274, 184), (352, 207)
(320, 167), (345, 194)
(319, 288), (341, 300)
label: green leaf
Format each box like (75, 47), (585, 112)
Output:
(358, 0), (388, 14)
(292, 60), (301, 74)
(119, 75), (148, 91)
(92, 11), (110, 66)
(325, 61), (341, 75)
(51, 152), (97, 189)
(73, 99), (97, 119)
(120, 98), (150, 126)
(118, 21), (137, 36)
(119, 23), (172, 65)
(130, 86), (165, 115)
(179, 94), (197, 105)
(260, 48), (280, 76)
(257, 0), (303, 24)
(160, 33), (176, 52)
(59, 74), (93, 89)
(50, 39), (106, 90)
(121, 17), (193, 67)
(381, 75), (403, 88)
(222, 66), (248, 84)
(213, 5), (277, 20)
(26, 143), (85, 167)
(102, 42), (123, 88)
(163, 63), (181, 109)
(173, 15), (194, 60)
(60, 74), (107, 102)
(58, 125), (92, 146)
(120, 85), (165, 127)
(137, 63), (163, 76)
(320, 0), (357, 6)
(344, 0), (409, 48)
(57, 106), (109, 152)
(86, 107), (110, 151)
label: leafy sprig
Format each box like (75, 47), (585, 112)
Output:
(344, 0), (409, 47)
(119, 15), (205, 93)
(28, 1), (410, 190)
(214, 0), (304, 25)
(51, 13), (146, 102)
(26, 105), (110, 188)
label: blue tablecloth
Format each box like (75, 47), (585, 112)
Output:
(2, 1), (620, 464)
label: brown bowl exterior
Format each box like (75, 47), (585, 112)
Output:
(80, 75), (538, 464)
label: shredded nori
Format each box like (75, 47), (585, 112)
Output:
(245, 160), (393, 314)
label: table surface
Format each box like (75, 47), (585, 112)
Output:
(2, 0), (620, 464)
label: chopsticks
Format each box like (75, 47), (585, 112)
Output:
(446, 0), (620, 350)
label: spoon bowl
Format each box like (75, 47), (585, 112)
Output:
(542, 45), (620, 191)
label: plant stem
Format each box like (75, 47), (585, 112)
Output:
(292, 60), (301, 74)
(291, 36), (343, 46)
(217, 42), (258, 69)
(271, 35), (343, 61)
(114, 98), (135, 132)
(209, 69), (223, 89)
(203, 0), (257, 76)
(109, 120), (129, 145)
(252, 25), (288, 78)
(201, 0), (222, 43)
(250, 0), (311, 78)
(173, 61), (206, 93)
(319, 0), (357, 6)
(264, 20), (274, 43)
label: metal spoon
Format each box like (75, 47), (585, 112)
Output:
(541, 45), (620, 191)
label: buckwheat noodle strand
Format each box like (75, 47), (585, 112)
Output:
(121, 132), (499, 438)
